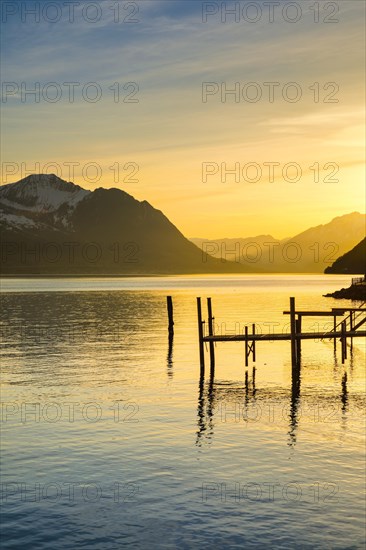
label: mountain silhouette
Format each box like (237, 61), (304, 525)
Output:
(0, 174), (244, 275)
(191, 212), (366, 273)
(325, 238), (366, 274)
(2, 174), (364, 275)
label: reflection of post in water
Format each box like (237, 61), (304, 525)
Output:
(206, 369), (215, 439)
(243, 367), (257, 420)
(207, 297), (215, 373)
(196, 371), (205, 446)
(166, 296), (174, 377)
(245, 370), (249, 396)
(332, 346), (340, 374)
(167, 331), (174, 377)
(288, 359), (301, 447)
(195, 368), (215, 446)
(341, 371), (348, 412)
(244, 367), (256, 398)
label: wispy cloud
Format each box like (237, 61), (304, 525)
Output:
(1, 0), (365, 237)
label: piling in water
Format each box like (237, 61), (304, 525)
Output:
(167, 296), (174, 335)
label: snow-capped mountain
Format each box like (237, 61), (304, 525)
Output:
(3, 173), (362, 275)
(0, 174), (89, 212)
(0, 174), (90, 231)
(1, 173), (238, 275)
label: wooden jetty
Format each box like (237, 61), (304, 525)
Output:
(196, 297), (366, 370)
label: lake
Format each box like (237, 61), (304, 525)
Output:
(1, 275), (365, 549)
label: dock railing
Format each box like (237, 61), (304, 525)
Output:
(195, 296), (366, 370)
(352, 276), (365, 285)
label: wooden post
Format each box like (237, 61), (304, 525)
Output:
(341, 322), (344, 363)
(290, 297), (297, 366)
(350, 312), (354, 351)
(245, 325), (249, 367)
(252, 323), (256, 362)
(245, 370), (249, 392)
(197, 297), (205, 371)
(167, 296), (174, 335)
(341, 321), (346, 364)
(295, 317), (302, 359)
(333, 316), (337, 350)
(207, 297), (215, 370)
(297, 315), (302, 334)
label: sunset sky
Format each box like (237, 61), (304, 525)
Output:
(1, 0), (365, 238)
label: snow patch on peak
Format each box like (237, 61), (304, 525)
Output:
(0, 174), (90, 213)
(1, 211), (37, 229)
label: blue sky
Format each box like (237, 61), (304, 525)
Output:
(1, 0), (365, 237)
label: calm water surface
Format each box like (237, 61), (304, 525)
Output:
(1, 275), (365, 549)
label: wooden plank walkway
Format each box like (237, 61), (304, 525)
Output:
(196, 296), (366, 370)
(203, 330), (366, 342)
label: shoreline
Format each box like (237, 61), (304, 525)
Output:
(0, 272), (363, 279)
(324, 283), (366, 301)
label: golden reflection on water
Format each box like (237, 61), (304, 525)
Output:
(1, 275), (365, 548)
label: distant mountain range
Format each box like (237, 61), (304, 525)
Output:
(1, 174), (365, 275)
(325, 238), (366, 274)
(0, 174), (242, 275)
(190, 212), (366, 273)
